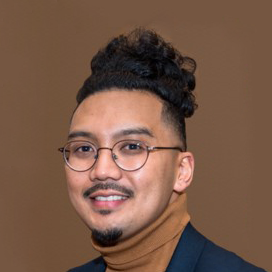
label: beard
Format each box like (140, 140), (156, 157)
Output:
(91, 228), (123, 246)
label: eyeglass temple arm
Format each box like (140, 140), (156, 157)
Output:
(58, 147), (66, 153)
(148, 146), (183, 152)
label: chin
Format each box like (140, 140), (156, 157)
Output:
(91, 227), (123, 247)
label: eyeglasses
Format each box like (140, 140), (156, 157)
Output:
(58, 140), (183, 172)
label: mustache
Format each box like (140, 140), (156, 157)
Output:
(83, 183), (134, 198)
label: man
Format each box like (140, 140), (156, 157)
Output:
(60, 28), (265, 271)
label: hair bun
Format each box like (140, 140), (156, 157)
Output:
(90, 28), (197, 118)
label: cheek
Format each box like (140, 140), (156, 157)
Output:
(65, 169), (85, 203)
(132, 156), (177, 202)
(142, 154), (178, 185)
(65, 171), (92, 221)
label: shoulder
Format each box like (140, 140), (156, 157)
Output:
(67, 256), (105, 272)
(168, 223), (266, 272)
(196, 238), (266, 272)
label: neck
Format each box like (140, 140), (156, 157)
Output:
(91, 193), (190, 272)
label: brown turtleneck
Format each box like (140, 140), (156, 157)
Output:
(91, 193), (190, 272)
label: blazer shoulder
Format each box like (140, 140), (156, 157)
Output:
(168, 223), (266, 272)
(67, 256), (105, 272)
(195, 232), (266, 272)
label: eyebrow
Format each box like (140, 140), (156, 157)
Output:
(114, 127), (154, 138)
(67, 127), (154, 141)
(68, 131), (95, 140)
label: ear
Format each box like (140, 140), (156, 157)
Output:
(173, 152), (194, 193)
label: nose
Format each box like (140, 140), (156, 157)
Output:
(89, 148), (122, 182)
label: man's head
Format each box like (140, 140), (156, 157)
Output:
(63, 28), (197, 246)
(76, 28), (197, 150)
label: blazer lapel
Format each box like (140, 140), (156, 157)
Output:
(166, 223), (206, 272)
(91, 256), (106, 272)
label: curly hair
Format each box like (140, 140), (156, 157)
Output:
(76, 28), (197, 150)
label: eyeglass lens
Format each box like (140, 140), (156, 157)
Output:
(64, 140), (149, 171)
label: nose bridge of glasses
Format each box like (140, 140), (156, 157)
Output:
(95, 147), (117, 160)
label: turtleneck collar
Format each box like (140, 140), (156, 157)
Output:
(91, 193), (190, 272)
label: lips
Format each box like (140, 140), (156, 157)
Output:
(94, 195), (128, 201)
(89, 191), (129, 209)
(83, 183), (134, 210)
(83, 183), (134, 199)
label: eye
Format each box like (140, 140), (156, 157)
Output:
(68, 142), (96, 158)
(125, 143), (141, 150)
(76, 145), (93, 152)
(118, 141), (146, 155)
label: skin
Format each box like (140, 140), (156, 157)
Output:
(65, 89), (194, 242)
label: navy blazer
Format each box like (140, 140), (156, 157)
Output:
(68, 223), (266, 272)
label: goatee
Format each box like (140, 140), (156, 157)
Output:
(91, 228), (123, 246)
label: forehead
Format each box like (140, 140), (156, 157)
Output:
(70, 89), (175, 142)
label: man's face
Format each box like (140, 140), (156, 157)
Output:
(65, 89), (193, 242)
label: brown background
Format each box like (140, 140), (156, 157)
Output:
(0, 1), (271, 271)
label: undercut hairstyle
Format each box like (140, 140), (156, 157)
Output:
(76, 28), (197, 150)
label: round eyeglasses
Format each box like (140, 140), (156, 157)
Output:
(58, 140), (183, 172)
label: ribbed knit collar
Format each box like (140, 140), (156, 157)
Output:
(91, 193), (190, 272)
